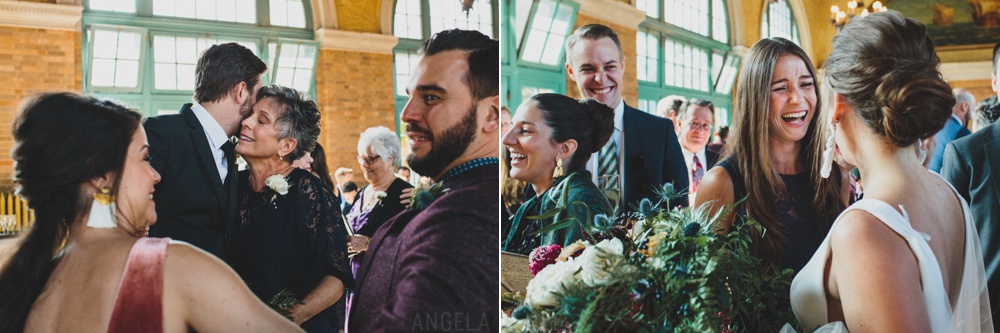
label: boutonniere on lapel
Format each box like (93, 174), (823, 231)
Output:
(374, 191), (388, 202)
(406, 181), (449, 212)
(264, 174), (290, 203)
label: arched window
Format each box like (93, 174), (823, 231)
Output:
(83, 0), (317, 116)
(635, 0), (738, 127)
(392, 0), (499, 129)
(761, 0), (800, 45)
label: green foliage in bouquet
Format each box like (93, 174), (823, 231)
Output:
(267, 288), (304, 321)
(503, 183), (797, 333)
(407, 181), (450, 212)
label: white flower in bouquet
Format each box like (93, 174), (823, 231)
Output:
(374, 191), (387, 201)
(501, 315), (526, 332)
(576, 238), (624, 287)
(265, 175), (289, 195)
(525, 257), (579, 307)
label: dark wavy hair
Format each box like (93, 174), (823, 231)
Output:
(531, 93), (615, 173)
(257, 85), (321, 161)
(0, 93), (141, 332)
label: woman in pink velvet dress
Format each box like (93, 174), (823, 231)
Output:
(0, 93), (300, 332)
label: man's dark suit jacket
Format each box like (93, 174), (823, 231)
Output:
(347, 164), (498, 332)
(941, 120), (1000, 327)
(622, 104), (690, 211)
(144, 104), (237, 257)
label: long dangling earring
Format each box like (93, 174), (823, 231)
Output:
(87, 187), (117, 228)
(553, 158), (564, 178)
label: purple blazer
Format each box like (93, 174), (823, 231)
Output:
(347, 163), (499, 332)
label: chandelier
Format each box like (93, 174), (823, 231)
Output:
(830, 1), (888, 31)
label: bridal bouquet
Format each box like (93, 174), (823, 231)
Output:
(502, 184), (796, 332)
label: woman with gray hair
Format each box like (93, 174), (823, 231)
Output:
(226, 85), (353, 332)
(344, 126), (413, 314)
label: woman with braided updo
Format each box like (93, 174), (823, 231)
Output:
(790, 11), (993, 332)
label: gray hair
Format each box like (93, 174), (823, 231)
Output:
(257, 85), (320, 161)
(357, 126), (401, 168)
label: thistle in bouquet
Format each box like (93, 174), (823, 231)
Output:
(267, 288), (304, 321)
(503, 184), (797, 332)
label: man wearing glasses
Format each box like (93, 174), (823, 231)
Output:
(677, 98), (719, 206)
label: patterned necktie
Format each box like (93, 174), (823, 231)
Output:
(599, 139), (619, 185)
(691, 155), (704, 194)
(598, 138), (620, 211)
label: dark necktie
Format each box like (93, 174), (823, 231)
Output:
(222, 141), (236, 192)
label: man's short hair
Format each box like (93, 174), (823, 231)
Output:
(398, 166), (410, 172)
(342, 181), (359, 193)
(679, 98), (715, 119)
(194, 43), (267, 104)
(656, 95), (686, 116)
(419, 29), (498, 101)
(564, 24), (624, 65)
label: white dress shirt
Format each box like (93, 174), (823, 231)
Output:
(587, 100), (625, 189)
(191, 102), (231, 184)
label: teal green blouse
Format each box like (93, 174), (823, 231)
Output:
(501, 171), (614, 255)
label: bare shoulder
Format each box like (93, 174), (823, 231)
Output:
(694, 166), (734, 207)
(829, 209), (913, 265)
(164, 241), (240, 288)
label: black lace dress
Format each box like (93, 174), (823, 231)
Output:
(225, 168), (354, 332)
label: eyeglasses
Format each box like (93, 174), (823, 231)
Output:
(687, 122), (711, 131)
(357, 155), (381, 165)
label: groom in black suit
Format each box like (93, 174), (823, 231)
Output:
(144, 43), (267, 257)
(940, 41), (1000, 328)
(564, 24), (689, 213)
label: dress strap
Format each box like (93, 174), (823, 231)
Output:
(838, 199), (952, 332)
(107, 237), (170, 333)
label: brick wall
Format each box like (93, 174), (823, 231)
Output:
(314, 49), (396, 186)
(567, 14), (639, 107)
(0, 26), (80, 190)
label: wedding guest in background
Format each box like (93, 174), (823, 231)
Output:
(226, 85), (353, 332)
(501, 143), (525, 238)
(793, 11), (991, 331)
(347, 29), (499, 332)
(696, 37), (847, 274)
(928, 88), (974, 172)
(706, 125), (729, 154)
(940, 39), (1000, 330)
(971, 96), (999, 132)
(396, 166), (412, 183)
(501, 105), (513, 136)
(292, 149), (314, 173)
(343, 126), (413, 319)
(307, 143), (337, 192)
(677, 98), (720, 205)
(0, 93), (299, 332)
(502, 94), (614, 255)
(145, 42), (267, 257)
(341, 181), (358, 213)
(333, 168), (353, 200)
(656, 94), (685, 125)
(564, 24), (689, 213)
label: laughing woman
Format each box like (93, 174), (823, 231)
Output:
(226, 85), (353, 332)
(694, 37), (848, 274)
(501, 93), (614, 255)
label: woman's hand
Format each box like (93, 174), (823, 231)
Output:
(347, 235), (371, 253)
(400, 187), (414, 206)
(289, 303), (313, 325)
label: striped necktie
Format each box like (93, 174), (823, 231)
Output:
(599, 139), (619, 182)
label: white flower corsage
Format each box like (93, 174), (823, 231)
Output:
(265, 174), (290, 202)
(374, 191), (387, 201)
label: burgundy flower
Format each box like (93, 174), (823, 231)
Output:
(528, 244), (562, 276)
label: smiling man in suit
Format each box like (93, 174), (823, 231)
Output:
(144, 43), (267, 257)
(940, 40), (1000, 328)
(564, 24), (689, 214)
(677, 98), (720, 206)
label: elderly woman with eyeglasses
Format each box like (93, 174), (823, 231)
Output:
(225, 85), (353, 332)
(343, 126), (413, 306)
